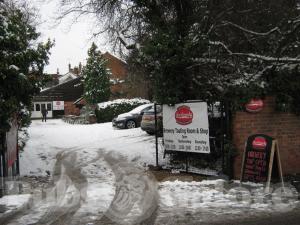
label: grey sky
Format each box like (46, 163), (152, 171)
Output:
(32, 0), (111, 74)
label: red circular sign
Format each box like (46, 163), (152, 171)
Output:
(245, 99), (264, 113)
(252, 136), (267, 150)
(175, 105), (193, 125)
(56, 101), (61, 105)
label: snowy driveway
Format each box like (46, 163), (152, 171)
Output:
(20, 120), (160, 176)
(13, 120), (160, 224)
(1, 119), (299, 224)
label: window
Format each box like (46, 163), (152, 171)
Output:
(142, 106), (152, 112)
(47, 103), (52, 111)
(35, 104), (40, 111)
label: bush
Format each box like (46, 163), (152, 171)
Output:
(95, 98), (150, 123)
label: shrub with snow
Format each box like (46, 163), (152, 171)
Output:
(96, 98), (150, 123)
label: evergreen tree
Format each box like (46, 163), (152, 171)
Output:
(0, 0), (53, 132)
(59, 0), (300, 111)
(83, 43), (111, 104)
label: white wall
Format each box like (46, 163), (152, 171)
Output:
(31, 102), (53, 119)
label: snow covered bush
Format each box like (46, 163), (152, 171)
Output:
(95, 98), (150, 123)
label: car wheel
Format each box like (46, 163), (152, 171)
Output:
(126, 120), (136, 129)
(146, 131), (154, 135)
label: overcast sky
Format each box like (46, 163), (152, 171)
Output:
(32, 0), (111, 74)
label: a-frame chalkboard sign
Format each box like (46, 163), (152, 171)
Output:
(240, 134), (284, 190)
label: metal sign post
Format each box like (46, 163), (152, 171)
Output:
(154, 103), (159, 167)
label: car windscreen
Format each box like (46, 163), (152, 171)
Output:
(145, 105), (162, 113)
(129, 104), (153, 114)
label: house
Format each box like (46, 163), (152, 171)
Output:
(31, 76), (83, 118)
(105, 52), (151, 99)
(102, 52), (128, 98)
(31, 52), (130, 118)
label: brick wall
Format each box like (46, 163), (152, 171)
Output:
(64, 101), (80, 116)
(233, 97), (300, 179)
(102, 52), (128, 97)
(103, 52), (127, 80)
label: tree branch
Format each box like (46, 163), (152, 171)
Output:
(220, 21), (281, 36)
(209, 41), (300, 62)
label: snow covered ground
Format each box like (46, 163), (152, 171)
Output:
(156, 180), (299, 224)
(10, 119), (162, 224)
(20, 119), (163, 176)
(1, 119), (298, 224)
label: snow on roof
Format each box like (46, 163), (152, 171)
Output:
(59, 71), (78, 84)
(73, 96), (83, 105)
(39, 76), (82, 94)
(98, 98), (151, 109)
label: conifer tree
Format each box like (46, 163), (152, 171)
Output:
(83, 43), (111, 104)
(0, 0), (53, 132)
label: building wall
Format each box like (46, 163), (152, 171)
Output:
(232, 97), (300, 179)
(103, 52), (127, 80)
(64, 101), (80, 116)
(103, 52), (128, 97)
(31, 102), (53, 118)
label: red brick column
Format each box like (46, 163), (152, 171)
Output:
(232, 97), (300, 179)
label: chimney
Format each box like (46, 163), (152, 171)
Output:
(74, 67), (79, 75)
(79, 62), (82, 74)
(68, 63), (71, 72)
(57, 68), (59, 75)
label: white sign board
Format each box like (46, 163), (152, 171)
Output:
(52, 101), (64, 110)
(163, 102), (210, 154)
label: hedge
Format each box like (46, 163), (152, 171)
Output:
(95, 99), (150, 123)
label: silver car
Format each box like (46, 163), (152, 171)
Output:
(112, 103), (153, 129)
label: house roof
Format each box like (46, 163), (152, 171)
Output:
(34, 76), (83, 102)
(102, 52), (127, 65)
(73, 96), (86, 105)
(58, 71), (78, 84)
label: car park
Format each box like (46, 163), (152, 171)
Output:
(141, 105), (163, 135)
(112, 103), (153, 129)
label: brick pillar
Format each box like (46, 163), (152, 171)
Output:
(232, 97), (300, 179)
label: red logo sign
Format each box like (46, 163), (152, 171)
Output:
(175, 105), (193, 125)
(56, 101), (61, 105)
(252, 137), (267, 150)
(245, 99), (264, 113)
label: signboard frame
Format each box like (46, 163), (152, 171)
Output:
(162, 101), (211, 154)
(52, 101), (64, 111)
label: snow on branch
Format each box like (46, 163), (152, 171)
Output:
(221, 21), (281, 36)
(209, 41), (300, 63)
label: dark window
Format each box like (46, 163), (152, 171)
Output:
(47, 103), (52, 111)
(142, 106), (152, 112)
(35, 104), (40, 111)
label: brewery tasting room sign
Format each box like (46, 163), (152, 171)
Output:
(52, 101), (64, 110)
(163, 102), (210, 154)
(245, 99), (264, 113)
(240, 132), (286, 186)
(241, 134), (273, 182)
